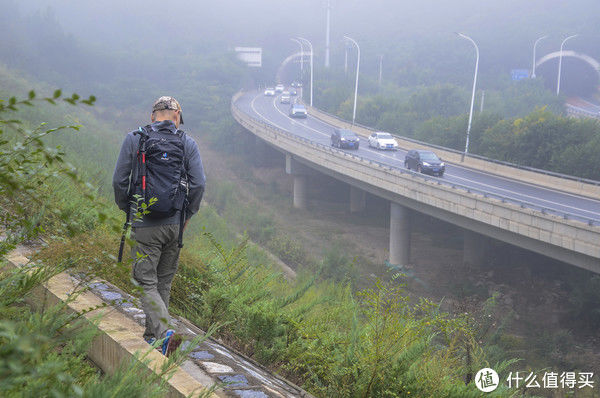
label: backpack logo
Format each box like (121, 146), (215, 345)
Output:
(161, 152), (169, 160)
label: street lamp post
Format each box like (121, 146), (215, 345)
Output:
(290, 37), (304, 83)
(556, 34), (579, 96)
(344, 35), (360, 126)
(297, 37), (313, 107)
(456, 32), (479, 162)
(344, 45), (349, 76)
(531, 35), (548, 79)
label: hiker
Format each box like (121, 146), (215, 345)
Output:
(112, 96), (205, 355)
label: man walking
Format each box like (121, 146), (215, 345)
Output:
(113, 96), (205, 355)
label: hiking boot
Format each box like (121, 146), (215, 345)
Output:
(144, 336), (157, 345)
(162, 330), (182, 357)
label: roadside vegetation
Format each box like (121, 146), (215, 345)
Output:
(312, 74), (600, 179)
(1, 71), (520, 396)
(0, 91), (215, 397)
(3, 4), (600, 396)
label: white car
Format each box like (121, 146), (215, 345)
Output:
(275, 84), (285, 93)
(264, 87), (276, 96)
(368, 132), (399, 150)
(280, 91), (291, 104)
(289, 103), (307, 118)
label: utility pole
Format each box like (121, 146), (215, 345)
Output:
(325, 0), (331, 68)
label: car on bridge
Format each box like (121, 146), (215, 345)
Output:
(331, 128), (360, 150)
(291, 81), (302, 88)
(404, 150), (445, 176)
(280, 91), (291, 104)
(289, 103), (307, 118)
(288, 87), (298, 96)
(275, 84), (285, 93)
(368, 132), (399, 150)
(264, 87), (276, 96)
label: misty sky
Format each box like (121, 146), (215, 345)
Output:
(6, 0), (600, 91)
(18, 0), (600, 55)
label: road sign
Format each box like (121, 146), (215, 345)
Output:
(511, 69), (530, 81)
(235, 47), (262, 67)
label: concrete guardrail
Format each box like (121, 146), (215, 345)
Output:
(304, 103), (600, 201)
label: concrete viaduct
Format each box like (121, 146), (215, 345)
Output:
(231, 91), (600, 274)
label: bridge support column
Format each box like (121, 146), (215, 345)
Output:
(389, 202), (410, 266)
(293, 175), (308, 210)
(286, 154), (312, 210)
(350, 186), (366, 213)
(463, 230), (487, 267)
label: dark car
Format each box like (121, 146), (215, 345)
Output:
(331, 128), (360, 150)
(404, 150), (445, 176)
(289, 103), (307, 118)
(288, 87), (298, 96)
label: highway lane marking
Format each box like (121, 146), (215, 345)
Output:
(248, 92), (600, 218)
(260, 92), (600, 216)
(269, 95), (409, 162)
(449, 175), (600, 218)
(250, 94), (290, 132)
(274, 95), (600, 206)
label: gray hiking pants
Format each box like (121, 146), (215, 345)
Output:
(131, 224), (180, 340)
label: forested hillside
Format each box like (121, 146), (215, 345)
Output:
(2, 0), (600, 396)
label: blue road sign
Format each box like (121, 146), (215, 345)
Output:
(511, 69), (530, 81)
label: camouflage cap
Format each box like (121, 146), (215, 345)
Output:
(152, 96), (184, 124)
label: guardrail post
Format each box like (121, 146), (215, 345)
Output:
(389, 202), (411, 266)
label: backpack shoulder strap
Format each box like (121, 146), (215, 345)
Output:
(176, 128), (187, 167)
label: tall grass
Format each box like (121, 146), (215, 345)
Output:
(2, 68), (522, 396)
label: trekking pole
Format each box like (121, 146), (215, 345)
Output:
(117, 206), (131, 263)
(177, 200), (187, 249)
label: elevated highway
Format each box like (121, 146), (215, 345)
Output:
(232, 90), (600, 273)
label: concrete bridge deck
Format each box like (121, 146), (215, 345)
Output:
(232, 90), (600, 273)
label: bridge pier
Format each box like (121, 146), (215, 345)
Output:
(286, 154), (311, 210)
(389, 202), (411, 266)
(463, 230), (487, 267)
(292, 176), (307, 209)
(350, 186), (366, 213)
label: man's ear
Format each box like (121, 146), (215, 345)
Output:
(151, 112), (156, 122)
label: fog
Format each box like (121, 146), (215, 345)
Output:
(11, 0), (600, 75)
(3, 0), (600, 384)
